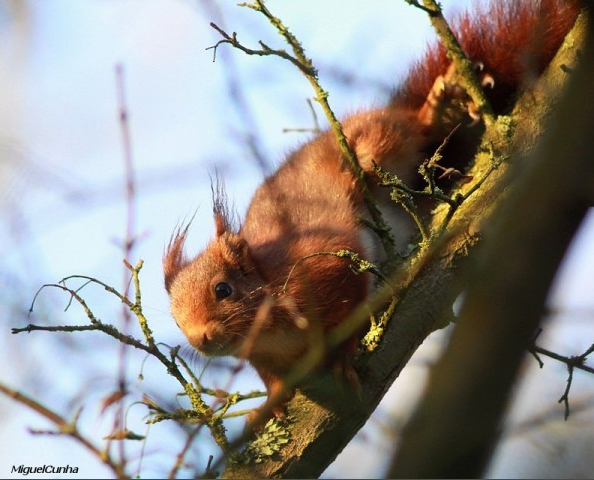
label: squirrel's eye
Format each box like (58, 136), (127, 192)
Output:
(214, 282), (233, 300)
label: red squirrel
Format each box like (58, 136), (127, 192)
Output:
(163, 0), (581, 425)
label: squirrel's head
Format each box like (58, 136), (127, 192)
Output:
(163, 195), (268, 357)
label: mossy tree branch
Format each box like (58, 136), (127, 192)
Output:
(390, 11), (594, 478)
(407, 0), (496, 125)
(13, 261), (232, 457)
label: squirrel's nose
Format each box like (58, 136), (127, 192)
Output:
(187, 326), (223, 354)
(197, 333), (212, 351)
(190, 331), (211, 351)
(184, 324), (230, 355)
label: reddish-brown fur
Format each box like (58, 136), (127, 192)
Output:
(164, 0), (580, 426)
(394, 0), (580, 112)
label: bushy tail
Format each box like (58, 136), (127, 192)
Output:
(392, 0), (582, 113)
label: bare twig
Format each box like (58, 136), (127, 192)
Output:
(116, 63), (137, 259)
(282, 98), (322, 134)
(208, 23), (315, 76)
(114, 64), (136, 466)
(403, 0), (435, 15)
(530, 345), (594, 376)
(17, 267), (232, 455)
(0, 381), (126, 478)
(282, 249), (390, 294)
(199, 0), (272, 173)
(530, 344), (594, 420)
(168, 427), (202, 479)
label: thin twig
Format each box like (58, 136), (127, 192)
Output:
(114, 62), (136, 467)
(282, 98), (322, 134)
(529, 326), (594, 420)
(116, 63), (137, 259)
(559, 363), (574, 420)
(282, 249), (389, 294)
(0, 381), (125, 478)
(168, 426), (202, 479)
(530, 345), (594, 375)
(403, 0), (435, 15)
(199, 0), (272, 172)
(529, 345), (594, 420)
(20, 277), (232, 454)
(411, 0), (495, 124)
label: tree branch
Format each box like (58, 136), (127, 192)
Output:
(389, 12), (592, 478)
(410, 0), (496, 124)
(14, 270), (233, 456)
(0, 381), (126, 478)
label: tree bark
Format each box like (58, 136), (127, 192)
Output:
(390, 11), (593, 478)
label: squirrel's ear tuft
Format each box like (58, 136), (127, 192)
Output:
(220, 234), (252, 267)
(163, 224), (190, 293)
(214, 209), (229, 237)
(211, 173), (236, 237)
